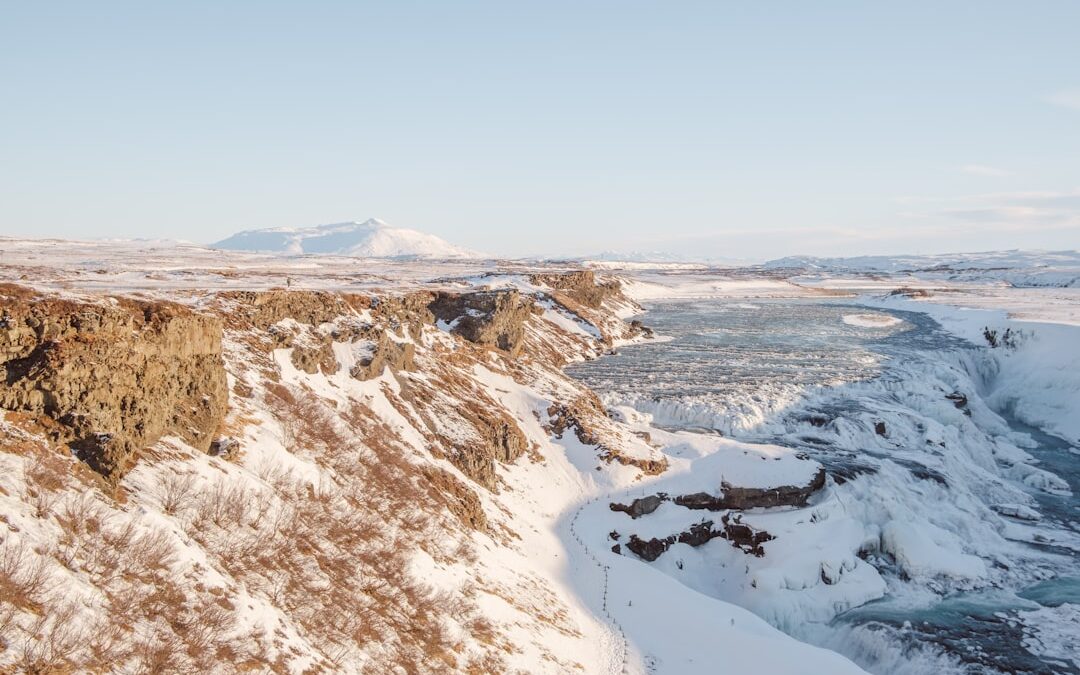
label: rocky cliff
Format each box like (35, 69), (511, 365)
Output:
(0, 285), (227, 477)
(0, 270), (667, 673)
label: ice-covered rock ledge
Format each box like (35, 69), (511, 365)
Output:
(869, 292), (1080, 446)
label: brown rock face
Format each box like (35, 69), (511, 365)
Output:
(219, 289), (357, 329)
(528, 270), (621, 309)
(421, 466), (489, 532)
(443, 404), (528, 490)
(290, 338), (338, 375)
(547, 393), (668, 476)
(673, 467), (826, 511)
(0, 291), (228, 478)
(349, 334), (416, 381)
(428, 291), (535, 356)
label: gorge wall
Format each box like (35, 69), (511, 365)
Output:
(0, 270), (665, 674)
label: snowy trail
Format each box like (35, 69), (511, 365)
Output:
(569, 498), (634, 675)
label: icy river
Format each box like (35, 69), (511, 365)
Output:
(567, 299), (1080, 675)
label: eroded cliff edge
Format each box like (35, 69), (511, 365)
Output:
(0, 270), (663, 673)
(0, 285), (228, 477)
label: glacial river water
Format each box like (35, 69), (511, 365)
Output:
(567, 299), (1080, 675)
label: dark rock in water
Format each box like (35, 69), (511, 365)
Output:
(610, 494), (666, 518)
(874, 421), (888, 436)
(908, 465), (948, 486)
(628, 319), (654, 338)
(945, 391), (968, 408)
(945, 391), (972, 416)
(674, 467), (826, 511)
(820, 457), (878, 485)
(801, 414), (831, 428)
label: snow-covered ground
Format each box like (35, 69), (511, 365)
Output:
(2, 240), (1077, 673)
(565, 263), (1080, 674)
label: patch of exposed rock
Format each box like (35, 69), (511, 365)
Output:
(609, 494), (665, 519)
(348, 333), (416, 381)
(237, 291), (422, 380)
(888, 287), (931, 298)
(421, 466), (489, 532)
(672, 467), (826, 511)
(449, 405), (528, 489)
(219, 289), (360, 330)
(428, 290), (536, 356)
(624, 514), (774, 562)
(0, 289), (227, 478)
(528, 271), (621, 310)
(547, 393), (667, 476)
(399, 377), (528, 491)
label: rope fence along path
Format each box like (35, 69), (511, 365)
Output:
(569, 497), (632, 675)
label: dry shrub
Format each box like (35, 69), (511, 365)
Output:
(0, 538), (53, 640)
(192, 384), (494, 672)
(155, 469), (197, 515)
(22, 449), (69, 519)
(16, 601), (84, 673)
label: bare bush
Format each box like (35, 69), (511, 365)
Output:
(155, 469), (197, 516)
(17, 601), (84, 674)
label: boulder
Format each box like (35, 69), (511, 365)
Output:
(626, 534), (674, 562)
(609, 494), (665, 519)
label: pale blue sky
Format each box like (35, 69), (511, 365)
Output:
(2, 1), (1078, 259)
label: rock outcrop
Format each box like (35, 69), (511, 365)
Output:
(548, 394), (668, 475)
(0, 288), (228, 478)
(673, 468), (826, 511)
(609, 494), (665, 519)
(528, 271), (620, 310)
(428, 291), (536, 356)
(447, 405), (528, 489)
(945, 391), (971, 416)
(348, 333), (416, 381)
(219, 289), (359, 330)
(624, 514), (774, 561)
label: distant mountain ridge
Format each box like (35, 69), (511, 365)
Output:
(763, 250), (1080, 272)
(212, 218), (478, 259)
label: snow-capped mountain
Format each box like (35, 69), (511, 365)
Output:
(212, 218), (478, 259)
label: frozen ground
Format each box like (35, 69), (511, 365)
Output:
(563, 260), (1080, 674)
(2, 238), (1077, 673)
